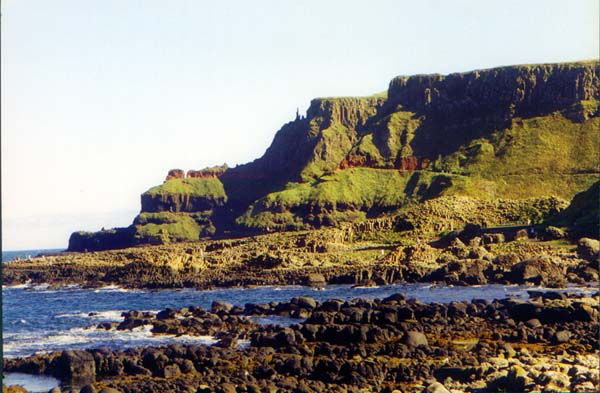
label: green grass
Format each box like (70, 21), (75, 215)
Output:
(145, 178), (227, 199)
(435, 109), (600, 200)
(238, 168), (454, 230)
(133, 212), (215, 243)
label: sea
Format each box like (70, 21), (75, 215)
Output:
(1, 249), (597, 391)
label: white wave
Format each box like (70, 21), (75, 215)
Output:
(236, 339), (251, 349)
(3, 281), (32, 289)
(4, 324), (217, 359)
(93, 285), (141, 293)
(56, 310), (126, 321)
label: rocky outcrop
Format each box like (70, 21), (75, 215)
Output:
(67, 61), (600, 249)
(550, 180), (600, 239)
(187, 164), (228, 179)
(140, 193), (224, 213)
(68, 227), (135, 252)
(166, 169), (185, 181)
(387, 61), (600, 122)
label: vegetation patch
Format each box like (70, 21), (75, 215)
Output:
(145, 178), (227, 199)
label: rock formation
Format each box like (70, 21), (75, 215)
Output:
(68, 60), (600, 250)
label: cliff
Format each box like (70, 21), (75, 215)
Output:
(68, 60), (600, 251)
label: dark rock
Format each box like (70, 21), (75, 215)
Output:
(509, 258), (565, 286)
(433, 367), (477, 383)
(80, 385), (97, 393)
(211, 300), (234, 313)
(525, 318), (542, 328)
(116, 318), (147, 330)
(294, 296), (317, 309)
(162, 363), (181, 378)
(51, 350), (96, 386)
(156, 308), (178, 320)
(482, 233), (505, 244)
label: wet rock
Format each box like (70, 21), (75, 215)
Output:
(156, 308), (177, 320)
(294, 296), (317, 309)
(509, 257), (565, 286)
(51, 350), (96, 386)
(211, 300), (233, 313)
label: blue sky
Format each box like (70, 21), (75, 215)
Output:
(2, 0), (599, 250)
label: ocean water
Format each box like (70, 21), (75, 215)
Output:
(2, 248), (64, 262)
(3, 282), (595, 359)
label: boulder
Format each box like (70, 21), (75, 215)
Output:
(542, 226), (567, 240)
(211, 300), (233, 313)
(294, 296), (317, 309)
(577, 238), (600, 261)
(305, 273), (327, 287)
(161, 363), (181, 378)
(552, 330), (571, 344)
(402, 331), (428, 348)
(509, 258), (565, 286)
(514, 228), (529, 240)
(51, 350), (96, 386)
(98, 389), (122, 393)
(482, 233), (505, 244)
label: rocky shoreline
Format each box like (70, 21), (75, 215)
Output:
(4, 225), (599, 392)
(4, 289), (599, 392)
(3, 225), (599, 290)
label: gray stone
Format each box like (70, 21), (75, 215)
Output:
(552, 330), (571, 344)
(403, 331), (428, 348)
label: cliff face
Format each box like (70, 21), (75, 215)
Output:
(387, 62), (600, 119)
(140, 193), (224, 213)
(68, 60), (600, 250)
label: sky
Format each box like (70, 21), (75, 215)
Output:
(2, 0), (599, 250)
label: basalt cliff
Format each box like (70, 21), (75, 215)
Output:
(68, 60), (600, 251)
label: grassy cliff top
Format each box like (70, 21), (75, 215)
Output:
(145, 178), (226, 198)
